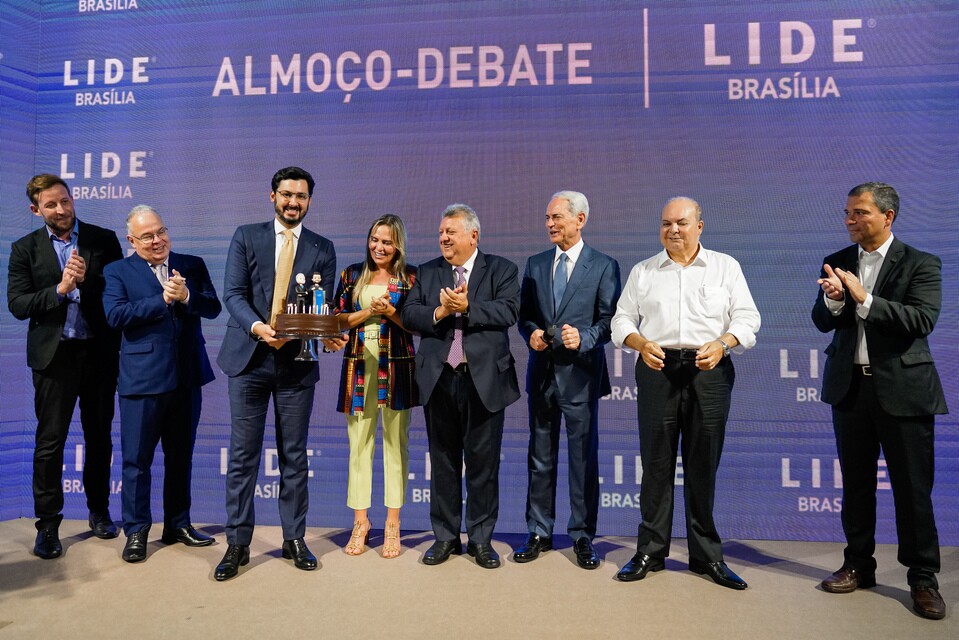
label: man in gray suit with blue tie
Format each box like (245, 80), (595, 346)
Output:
(516, 191), (621, 569)
(214, 166), (336, 580)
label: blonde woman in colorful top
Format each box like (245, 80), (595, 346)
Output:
(332, 214), (418, 558)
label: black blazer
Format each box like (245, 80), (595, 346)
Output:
(402, 251), (521, 414)
(7, 220), (122, 371)
(812, 238), (948, 417)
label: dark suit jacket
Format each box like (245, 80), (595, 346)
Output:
(401, 251), (521, 413)
(518, 244), (621, 403)
(216, 221), (336, 385)
(103, 252), (221, 396)
(812, 238), (948, 417)
(7, 220), (122, 371)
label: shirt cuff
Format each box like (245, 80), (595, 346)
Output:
(823, 292), (844, 316)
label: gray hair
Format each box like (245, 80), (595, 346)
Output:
(849, 182), (899, 220)
(666, 196), (702, 221)
(442, 203), (481, 239)
(126, 204), (162, 232)
(551, 190), (589, 223)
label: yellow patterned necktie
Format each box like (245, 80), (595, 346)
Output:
(270, 229), (295, 325)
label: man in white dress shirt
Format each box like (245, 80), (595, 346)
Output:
(610, 196), (760, 589)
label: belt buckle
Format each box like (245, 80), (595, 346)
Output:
(860, 365), (871, 376)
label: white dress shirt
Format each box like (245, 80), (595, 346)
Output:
(553, 238), (584, 282)
(823, 233), (894, 365)
(611, 244), (760, 352)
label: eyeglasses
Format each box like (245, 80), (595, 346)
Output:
(276, 190), (310, 202)
(131, 227), (168, 243)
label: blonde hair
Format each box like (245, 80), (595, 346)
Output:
(355, 214), (410, 296)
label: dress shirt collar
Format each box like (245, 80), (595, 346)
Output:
(451, 249), (479, 277)
(859, 233), (894, 261)
(46, 220), (79, 244)
(656, 243), (708, 269)
(273, 218), (302, 239)
(554, 238), (584, 265)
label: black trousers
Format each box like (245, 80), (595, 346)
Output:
(633, 349), (734, 563)
(424, 364), (504, 544)
(833, 370), (940, 588)
(32, 339), (117, 530)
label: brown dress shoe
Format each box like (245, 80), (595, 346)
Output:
(821, 566), (876, 593)
(911, 586), (945, 620)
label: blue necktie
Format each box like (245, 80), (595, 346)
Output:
(553, 252), (568, 314)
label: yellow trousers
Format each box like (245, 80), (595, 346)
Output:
(346, 348), (411, 510)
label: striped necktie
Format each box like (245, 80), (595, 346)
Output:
(271, 229), (295, 325)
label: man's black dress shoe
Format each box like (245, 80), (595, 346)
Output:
(689, 559), (747, 590)
(162, 525), (215, 547)
(911, 586), (946, 620)
(820, 566), (876, 593)
(573, 538), (600, 570)
(215, 544), (250, 581)
(34, 528), (62, 559)
(422, 539), (462, 566)
(88, 512), (118, 539)
(282, 538), (317, 571)
(616, 553), (665, 582)
(122, 529), (150, 563)
(513, 533), (552, 563)
(467, 542), (501, 569)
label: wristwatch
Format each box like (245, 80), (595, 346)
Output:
(719, 339), (731, 358)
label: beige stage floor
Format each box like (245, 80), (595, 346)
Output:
(0, 518), (955, 639)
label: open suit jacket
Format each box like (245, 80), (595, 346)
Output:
(216, 221), (336, 384)
(401, 250), (521, 413)
(103, 251), (221, 395)
(518, 244), (621, 402)
(812, 238), (948, 417)
(8, 220), (121, 371)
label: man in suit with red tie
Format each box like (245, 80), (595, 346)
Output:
(8, 174), (122, 559)
(515, 191), (621, 569)
(402, 204), (520, 569)
(215, 166), (337, 580)
(813, 182), (948, 620)
(103, 205), (222, 563)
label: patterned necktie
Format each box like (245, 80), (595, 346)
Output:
(151, 263), (167, 285)
(271, 229), (295, 325)
(553, 252), (569, 314)
(446, 265), (467, 366)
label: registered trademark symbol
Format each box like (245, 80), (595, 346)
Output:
(867, 18), (877, 28)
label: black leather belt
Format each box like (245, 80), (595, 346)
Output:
(446, 362), (468, 373)
(857, 365), (872, 376)
(663, 348), (698, 360)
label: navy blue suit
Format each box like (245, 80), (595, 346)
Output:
(518, 244), (621, 541)
(402, 251), (520, 544)
(216, 221), (336, 545)
(103, 251), (220, 535)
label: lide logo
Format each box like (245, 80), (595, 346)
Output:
(63, 56), (151, 106)
(702, 18), (867, 100)
(59, 151), (150, 200)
